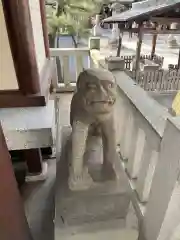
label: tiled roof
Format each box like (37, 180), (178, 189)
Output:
(104, 0), (180, 23)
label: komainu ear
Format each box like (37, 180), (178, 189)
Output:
(76, 71), (87, 91)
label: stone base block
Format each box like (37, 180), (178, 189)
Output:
(105, 56), (125, 71)
(56, 127), (130, 227)
(26, 162), (48, 182)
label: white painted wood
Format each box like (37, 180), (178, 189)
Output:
(76, 55), (84, 79)
(143, 119), (180, 240)
(120, 101), (134, 160)
(62, 55), (71, 85)
(50, 48), (90, 88)
(51, 58), (59, 89)
(113, 71), (168, 137)
(90, 49), (107, 69)
(52, 83), (76, 93)
(126, 202), (139, 230)
(158, 181), (180, 240)
(0, 100), (55, 150)
(115, 89), (128, 145)
(135, 122), (161, 202)
(136, 143), (159, 202)
(127, 128), (146, 179)
(50, 48), (89, 57)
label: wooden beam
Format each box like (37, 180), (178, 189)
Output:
(2, 0), (41, 95)
(120, 28), (180, 34)
(0, 124), (33, 240)
(0, 91), (46, 108)
(151, 17), (180, 25)
(39, 0), (50, 58)
(135, 24), (143, 71)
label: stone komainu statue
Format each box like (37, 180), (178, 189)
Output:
(69, 68), (117, 191)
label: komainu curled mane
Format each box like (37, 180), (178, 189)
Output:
(69, 68), (117, 191)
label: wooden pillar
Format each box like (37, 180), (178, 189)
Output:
(151, 34), (157, 59)
(24, 149), (43, 174)
(0, 124), (33, 240)
(135, 23), (143, 71)
(151, 23), (158, 59)
(39, 0), (50, 58)
(116, 33), (122, 57)
(2, 0), (40, 95)
(178, 47), (180, 69)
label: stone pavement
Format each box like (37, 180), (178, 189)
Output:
(122, 33), (180, 69)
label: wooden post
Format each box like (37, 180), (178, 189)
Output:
(24, 149), (43, 174)
(2, 0), (41, 95)
(0, 124), (33, 240)
(39, 0), (50, 58)
(151, 34), (157, 59)
(151, 23), (158, 59)
(178, 47), (180, 69)
(135, 23), (143, 71)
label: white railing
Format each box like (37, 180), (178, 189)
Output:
(90, 49), (180, 240)
(50, 48), (91, 92)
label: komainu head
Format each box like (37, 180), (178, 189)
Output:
(77, 68), (117, 114)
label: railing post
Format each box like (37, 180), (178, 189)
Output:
(126, 113), (146, 178)
(140, 118), (180, 240)
(0, 124), (33, 240)
(89, 37), (100, 50)
(136, 130), (161, 202)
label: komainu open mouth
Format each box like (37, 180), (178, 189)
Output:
(87, 99), (115, 105)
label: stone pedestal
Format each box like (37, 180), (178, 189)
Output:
(56, 127), (130, 227)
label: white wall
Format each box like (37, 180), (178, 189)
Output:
(0, 0), (18, 90)
(29, 0), (46, 74)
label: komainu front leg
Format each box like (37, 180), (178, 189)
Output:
(68, 120), (93, 191)
(101, 117), (117, 180)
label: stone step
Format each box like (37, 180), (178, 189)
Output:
(55, 219), (138, 240)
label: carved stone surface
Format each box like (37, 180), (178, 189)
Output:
(69, 68), (118, 191)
